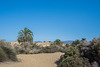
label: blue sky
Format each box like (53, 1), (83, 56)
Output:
(0, 0), (100, 42)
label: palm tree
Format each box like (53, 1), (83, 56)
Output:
(17, 28), (33, 49)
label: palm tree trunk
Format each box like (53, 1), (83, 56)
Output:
(24, 41), (27, 50)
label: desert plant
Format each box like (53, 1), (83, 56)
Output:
(72, 40), (80, 46)
(54, 39), (62, 45)
(65, 44), (69, 47)
(93, 42), (100, 59)
(31, 49), (42, 54)
(2, 46), (17, 61)
(0, 40), (18, 61)
(58, 46), (91, 67)
(32, 43), (41, 49)
(18, 49), (26, 54)
(41, 45), (66, 53)
(0, 47), (8, 62)
(17, 27), (33, 49)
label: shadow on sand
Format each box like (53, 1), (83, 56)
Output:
(55, 58), (62, 67)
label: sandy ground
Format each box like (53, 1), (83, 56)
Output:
(0, 52), (63, 67)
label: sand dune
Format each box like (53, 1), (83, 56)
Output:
(0, 52), (63, 67)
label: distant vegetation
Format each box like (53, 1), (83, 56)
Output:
(14, 39), (67, 54)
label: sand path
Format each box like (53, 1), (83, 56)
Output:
(0, 52), (63, 67)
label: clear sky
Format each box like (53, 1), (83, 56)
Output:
(0, 0), (100, 42)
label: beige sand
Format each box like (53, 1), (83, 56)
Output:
(0, 52), (63, 67)
(36, 41), (51, 47)
(9, 41), (51, 47)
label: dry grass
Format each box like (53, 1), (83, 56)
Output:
(0, 52), (63, 67)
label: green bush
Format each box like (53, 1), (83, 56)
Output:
(18, 49), (30, 54)
(54, 39), (63, 45)
(59, 56), (91, 67)
(93, 42), (100, 59)
(0, 47), (8, 62)
(18, 49), (26, 54)
(0, 40), (18, 62)
(58, 46), (91, 67)
(41, 45), (66, 53)
(32, 49), (42, 54)
(2, 46), (18, 61)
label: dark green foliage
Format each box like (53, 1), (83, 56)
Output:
(72, 40), (80, 46)
(90, 38), (100, 59)
(59, 56), (91, 67)
(59, 46), (91, 67)
(54, 39), (63, 45)
(93, 41), (100, 59)
(0, 47), (8, 62)
(65, 44), (69, 47)
(81, 38), (86, 41)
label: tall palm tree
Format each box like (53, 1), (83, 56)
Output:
(17, 28), (33, 49)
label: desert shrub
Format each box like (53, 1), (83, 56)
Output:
(28, 45), (67, 54)
(41, 45), (66, 53)
(59, 56), (91, 67)
(93, 42), (100, 59)
(91, 38), (100, 45)
(0, 40), (18, 61)
(32, 43), (41, 49)
(90, 38), (100, 60)
(15, 42), (67, 54)
(0, 47), (8, 62)
(54, 39), (63, 45)
(18, 49), (26, 54)
(1, 46), (17, 61)
(32, 49), (42, 54)
(58, 46), (91, 67)
(72, 40), (80, 46)
(18, 49), (30, 54)
(14, 46), (21, 54)
(41, 46), (57, 53)
(65, 44), (69, 47)
(25, 50), (30, 54)
(0, 40), (6, 45)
